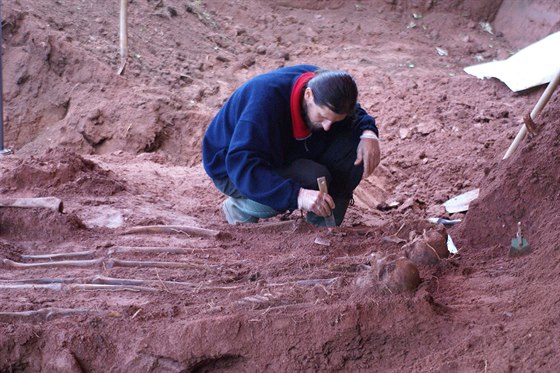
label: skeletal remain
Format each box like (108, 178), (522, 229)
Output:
(67, 283), (158, 292)
(237, 220), (296, 232)
(3, 258), (103, 269)
(294, 277), (339, 287)
(0, 278), (70, 284)
(0, 307), (94, 320)
(20, 251), (95, 260)
(0, 275), (239, 291)
(92, 275), (195, 287)
(92, 275), (146, 286)
(267, 277), (339, 288)
(0, 197), (64, 212)
(239, 294), (272, 304)
(107, 246), (220, 256)
(106, 258), (217, 270)
(123, 225), (221, 237)
(0, 282), (158, 292)
(0, 283), (62, 290)
(92, 276), (242, 292)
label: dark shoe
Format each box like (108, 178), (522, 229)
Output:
(306, 198), (351, 227)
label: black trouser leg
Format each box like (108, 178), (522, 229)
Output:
(280, 125), (363, 226)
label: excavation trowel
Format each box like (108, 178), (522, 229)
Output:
(510, 221), (530, 256)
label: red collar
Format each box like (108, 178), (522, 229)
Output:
(290, 72), (315, 140)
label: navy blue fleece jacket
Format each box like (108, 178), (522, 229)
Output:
(202, 64), (378, 212)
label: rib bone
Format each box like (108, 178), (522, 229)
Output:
(0, 307), (93, 320)
(3, 258), (103, 269)
(20, 251), (95, 260)
(0, 282), (158, 292)
(106, 258), (216, 269)
(107, 246), (220, 256)
(123, 225), (221, 237)
(0, 197), (64, 212)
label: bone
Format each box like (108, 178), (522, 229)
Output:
(0, 307), (94, 320)
(237, 220), (296, 232)
(91, 275), (241, 291)
(107, 246), (220, 256)
(294, 277), (339, 287)
(106, 258), (216, 270)
(92, 275), (196, 287)
(3, 258), (103, 269)
(0, 283), (63, 290)
(0, 278), (70, 284)
(0, 197), (64, 212)
(66, 283), (159, 292)
(123, 225), (221, 237)
(0, 275), (202, 289)
(92, 275), (147, 286)
(20, 251), (95, 260)
(268, 277), (339, 288)
(0, 282), (158, 292)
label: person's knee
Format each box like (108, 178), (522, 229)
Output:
(279, 159), (332, 190)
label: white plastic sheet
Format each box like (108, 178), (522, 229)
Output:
(464, 31), (560, 92)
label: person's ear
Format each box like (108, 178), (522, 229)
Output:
(304, 87), (314, 103)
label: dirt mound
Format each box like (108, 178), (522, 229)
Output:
(0, 208), (86, 242)
(0, 150), (125, 196)
(458, 93), (560, 257)
(3, 7), (208, 163)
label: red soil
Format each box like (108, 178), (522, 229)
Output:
(1, 0), (559, 371)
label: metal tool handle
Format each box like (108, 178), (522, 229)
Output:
(516, 221), (523, 240)
(317, 177), (336, 227)
(317, 176), (329, 194)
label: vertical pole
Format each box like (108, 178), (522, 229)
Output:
(0, 0), (5, 152)
(0, 0), (10, 155)
(117, 0), (128, 75)
(503, 69), (560, 160)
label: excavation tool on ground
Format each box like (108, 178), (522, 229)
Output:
(317, 176), (336, 227)
(510, 221), (530, 256)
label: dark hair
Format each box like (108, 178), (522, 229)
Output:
(307, 69), (358, 115)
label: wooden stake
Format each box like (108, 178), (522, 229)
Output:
(117, 0), (128, 75)
(503, 69), (560, 159)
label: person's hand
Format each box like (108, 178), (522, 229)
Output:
(355, 130), (381, 179)
(297, 188), (335, 217)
